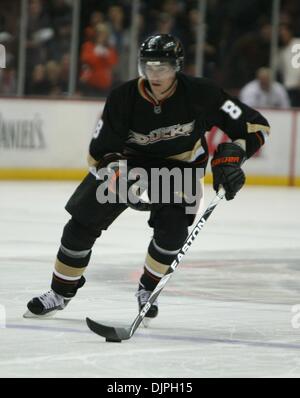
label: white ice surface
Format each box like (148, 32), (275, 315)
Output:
(0, 181), (300, 378)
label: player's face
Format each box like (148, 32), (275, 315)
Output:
(145, 63), (176, 91)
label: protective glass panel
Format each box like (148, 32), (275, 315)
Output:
(25, 0), (73, 97)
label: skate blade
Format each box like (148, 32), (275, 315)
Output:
(142, 317), (152, 328)
(23, 309), (58, 319)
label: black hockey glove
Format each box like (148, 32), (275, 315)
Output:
(211, 142), (246, 200)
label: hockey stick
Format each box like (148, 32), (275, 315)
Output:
(86, 187), (226, 342)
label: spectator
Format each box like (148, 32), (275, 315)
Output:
(46, 60), (67, 95)
(60, 52), (70, 89)
(277, 23), (300, 107)
(280, 0), (300, 36)
(0, 14), (13, 44)
(182, 7), (217, 77)
(107, 5), (126, 50)
(160, 0), (185, 22)
(143, 0), (185, 39)
(79, 23), (118, 97)
(0, 2), (18, 94)
(155, 13), (176, 35)
(223, 22), (271, 90)
(0, 62), (16, 95)
(84, 10), (105, 41)
(49, 0), (72, 31)
(48, 0), (72, 62)
(26, 0), (54, 66)
(26, 0), (54, 93)
(239, 67), (290, 109)
(29, 64), (51, 95)
(107, 5), (130, 82)
(149, 12), (184, 52)
(0, 31), (15, 75)
(148, 0), (185, 39)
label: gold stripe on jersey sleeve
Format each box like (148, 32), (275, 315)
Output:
(55, 259), (87, 276)
(167, 138), (203, 162)
(247, 123), (270, 135)
(87, 154), (98, 167)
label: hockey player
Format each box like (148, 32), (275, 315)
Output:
(24, 34), (270, 322)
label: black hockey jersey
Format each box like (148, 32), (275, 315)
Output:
(89, 73), (270, 170)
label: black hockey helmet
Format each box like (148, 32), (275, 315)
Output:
(138, 34), (184, 77)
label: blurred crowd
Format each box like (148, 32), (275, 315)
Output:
(1, 0), (300, 107)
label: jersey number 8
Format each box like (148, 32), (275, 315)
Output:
(93, 119), (103, 139)
(221, 100), (242, 120)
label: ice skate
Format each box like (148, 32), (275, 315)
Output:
(136, 283), (158, 328)
(23, 290), (71, 319)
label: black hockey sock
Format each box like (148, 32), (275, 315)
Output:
(140, 238), (181, 291)
(51, 218), (100, 298)
(51, 247), (91, 298)
(141, 206), (189, 291)
(51, 274), (86, 299)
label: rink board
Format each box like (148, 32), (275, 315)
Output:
(0, 98), (299, 186)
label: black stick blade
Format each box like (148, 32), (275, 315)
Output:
(86, 317), (131, 341)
